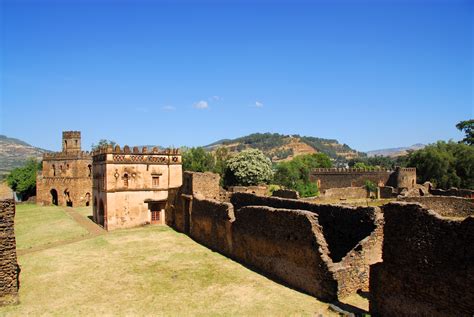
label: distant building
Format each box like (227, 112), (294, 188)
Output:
(310, 167), (417, 191)
(36, 131), (92, 207)
(92, 145), (182, 230)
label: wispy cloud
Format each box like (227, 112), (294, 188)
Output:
(161, 105), (176, 111)
(254, 101), (264, 108)
(194, 100), (209, 109)
(209, 95), (221, 102)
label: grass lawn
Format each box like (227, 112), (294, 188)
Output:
(0, 204), (338, 316)
(14, 204), (89, 251)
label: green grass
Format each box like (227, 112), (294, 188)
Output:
(14, 204), (89, 250)
(1, 204), (337, 316)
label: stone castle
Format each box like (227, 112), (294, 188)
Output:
(0, 130), (468, 314)
(92, 145), (182, 230)
(36, 131), (92, 207)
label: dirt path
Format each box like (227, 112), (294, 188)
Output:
(17, 208), (106, 256)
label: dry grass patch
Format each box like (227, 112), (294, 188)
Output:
(14, 204), (88, 250)
(1, 205), (337, 316)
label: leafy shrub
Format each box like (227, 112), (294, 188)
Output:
(223, 149), (273, 186)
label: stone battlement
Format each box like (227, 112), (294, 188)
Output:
(313, 168), (393, 173)
(92, 145), (180, 156)
(62, 131), (81, 139)
(43, 151), (92, 160)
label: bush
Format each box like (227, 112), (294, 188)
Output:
(223, 149), (273, 186)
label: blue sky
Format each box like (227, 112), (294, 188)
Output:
(1, 0), (472, 152)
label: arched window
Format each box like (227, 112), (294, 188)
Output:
(123, 173), (129, 187)
(52, 164), (56, 176)
(88, 164), (92, 177)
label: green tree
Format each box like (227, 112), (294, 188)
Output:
(182, 147), (215, 172)
(91, 139), (116, 150)
(223, 149), (273, 186)
(456, 119), (474, 145)
(213, 146), (230, 176)
(7, 159), (41, 200)
(274, 153), (332, 197)
(407, 141), (474, 189)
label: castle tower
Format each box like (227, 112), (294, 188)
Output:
(62, 131), (81, 154)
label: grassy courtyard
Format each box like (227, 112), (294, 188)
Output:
(0, 204), (338, 316)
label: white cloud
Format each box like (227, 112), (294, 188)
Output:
(255, 101), (264, 108)
(209, 95), (221, 101)
(161, 105), (176, 111)
(194, 100), (209, 109)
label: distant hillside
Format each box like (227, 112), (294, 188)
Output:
(205, 133), (362, 162)
(367, 143), (425, 158)
(0, 135), (50, 179)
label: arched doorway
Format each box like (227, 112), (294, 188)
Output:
(50, 189), (58, 205)
(85, 193), (91, 206)
(64, 189), (73, 207)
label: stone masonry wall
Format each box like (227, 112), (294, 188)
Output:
(231, 205), (338, 301)
(320, 187), (368, 200)
(231, 193), (378, 263)
(399, 196), (473, 217)
(430, 187), (474, 198)
(189, 195), (234, 256)
(0, 199), (19, 306)
(370, 202), (474, 316)
(272, 189), (299, 199)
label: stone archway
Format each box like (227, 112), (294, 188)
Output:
(64, 189), (73, 207)
(50, 189), (58, 205)
(85, 193), (91, 206)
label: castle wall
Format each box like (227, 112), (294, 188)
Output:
(168, 187), (382, 301)
(310, 167), (416, 191)
(189, 195), (234, 256)
(0, 199), (19, 306)
(310, 168), (395, 190)
(231, 205), (338, 301)
(370, 203), (474, 316)
(398, 196), (473, 217)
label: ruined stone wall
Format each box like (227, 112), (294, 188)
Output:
(232, 205), (338, 301)
(370, 203), (474, 316)
(379, 186), (396, 198)
(227, 185), (268, 196)
(430, 187), (474, 198)
(0, 199), (19, 305)
(399, 196), (473, 217)
(320, 187), (368, 200)
(189, 195), (234, 256)
(231, 193), (378, 263)
(272, 189), (299, 199)
(182, 171), (220, 199)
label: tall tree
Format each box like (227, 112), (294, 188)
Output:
(456, 119), (474, 145)
(182, 147), (215, 172)
(7, 159), (41, 200)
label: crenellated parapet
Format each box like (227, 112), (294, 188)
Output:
(43, 151), (92, 160)
(92, 145), (181, 164)
(62, 131), (81, 139)
(312, 168), (394, 174)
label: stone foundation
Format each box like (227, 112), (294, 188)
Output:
(0, 199), (20, 306)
